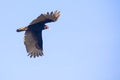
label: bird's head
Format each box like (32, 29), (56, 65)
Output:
(44, 25), (49, 30)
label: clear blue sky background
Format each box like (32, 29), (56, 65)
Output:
(0, 0), (120, 80)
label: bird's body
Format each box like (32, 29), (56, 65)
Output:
(17, 11), (60, 58)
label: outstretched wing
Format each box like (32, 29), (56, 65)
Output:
(24, 31), (43, 58)
(30, 10), (60, 25)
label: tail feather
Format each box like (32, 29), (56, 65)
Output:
(16, 27), (28, 32)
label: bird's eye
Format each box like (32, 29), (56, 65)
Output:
(44, 25), (49, 29)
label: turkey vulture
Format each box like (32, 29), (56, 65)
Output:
(17, 10), (60, 58)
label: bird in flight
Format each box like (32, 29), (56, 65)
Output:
(17, 10), (60, 58)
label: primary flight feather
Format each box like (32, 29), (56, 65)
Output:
(17, 10), (60, 58)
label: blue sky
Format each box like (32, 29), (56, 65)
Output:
(0, 0), (120, 80)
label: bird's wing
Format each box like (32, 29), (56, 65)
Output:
(30, 10), (60, 25)
(24, 31), (43, 58)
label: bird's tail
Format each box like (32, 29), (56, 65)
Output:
(16, 26), (28, 32)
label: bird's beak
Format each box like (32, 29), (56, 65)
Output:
(44, 25), (49, 29)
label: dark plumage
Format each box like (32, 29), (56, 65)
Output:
(17, 11), (60, 58)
